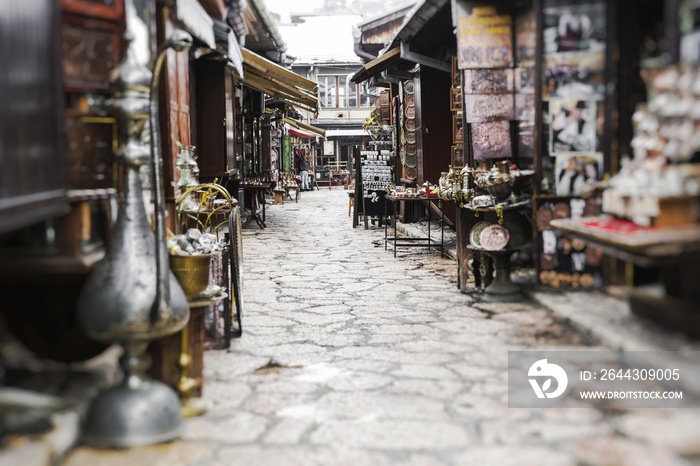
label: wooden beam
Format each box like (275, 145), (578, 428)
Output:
(399, 42), (450, 73)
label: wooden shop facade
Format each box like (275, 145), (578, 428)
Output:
(353, 0), (700, 336)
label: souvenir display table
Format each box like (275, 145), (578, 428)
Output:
(551, 216), (700, 339)
(384, 195), (445, 258)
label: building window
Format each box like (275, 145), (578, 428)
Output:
(317, 74), (371, 109)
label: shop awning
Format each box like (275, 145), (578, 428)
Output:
(288, 128), (316, 139)
(176, 0), (216, 49)
(241, 48), (319, 113)
(350, 47), (403, 83)
(283, 117), (326, 138)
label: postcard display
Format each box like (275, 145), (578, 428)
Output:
(358, 129), (395, 222)
(536, 0), (608, 288)
(453, 0), (607, 289)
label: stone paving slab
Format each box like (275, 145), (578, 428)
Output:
(4, 188), (700, 465)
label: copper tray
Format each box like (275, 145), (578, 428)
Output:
(405, 118), (416, 131)
(470, 221), (490, 248)
(479, 224), (510, 251)
(404, 153), (417, 168)
(405, 166), (417, 180)
(405, 106), (415, 119)
(405, 93), (415, 107)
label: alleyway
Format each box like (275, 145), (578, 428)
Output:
(61, 189), (699, 466)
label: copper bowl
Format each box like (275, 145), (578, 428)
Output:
(486, 182), (512, 201)
(169, 254), (211, 299)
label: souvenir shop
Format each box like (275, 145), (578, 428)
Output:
(353, 0), (700, 335)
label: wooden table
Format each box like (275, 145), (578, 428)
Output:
(240, 184), (269, 229)
(550, 216), (700, 338)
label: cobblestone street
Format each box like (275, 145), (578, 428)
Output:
(54, 189), (700, 465)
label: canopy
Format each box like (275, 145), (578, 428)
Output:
(241, 48), (319, 113)
(283, 117), (326, 138)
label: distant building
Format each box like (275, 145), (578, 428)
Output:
(274, 11), (374, 183)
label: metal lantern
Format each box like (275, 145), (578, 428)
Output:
(75, 1), (193, 447)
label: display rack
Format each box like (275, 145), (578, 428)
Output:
(353, 130), (395, 229)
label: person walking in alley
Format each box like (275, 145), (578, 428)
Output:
(297, 150), (310, 191)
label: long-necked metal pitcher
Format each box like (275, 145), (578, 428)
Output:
(75, 0), (193, 447)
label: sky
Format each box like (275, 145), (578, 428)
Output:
(262, 0), (417, 63)
(263, 0), (324, 17)
(263, 0), (361, 63)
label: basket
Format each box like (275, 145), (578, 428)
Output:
(170, 254), (211, 299)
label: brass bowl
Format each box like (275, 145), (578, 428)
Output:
(169, 254), (211, 299)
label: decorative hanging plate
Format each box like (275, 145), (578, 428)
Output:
(405, 166), (417, 180)
(405, 131), (416, 144)
(405, 144), (416, 156)
(470, 221), (490, 248)
(405, 106), (415, 119)
(536, 207), (553, 231)
(404, 81), (415, 94)
(379, 91), (390, 106)
(399, 146), (407, 164)
(479, 224), (510, 251)
(405, 153), (417, 168)
(374, 95), (382, 108)
(405, 93), (415, 107)
(405, 118), (416, 131)
(554, 202), (571, 219)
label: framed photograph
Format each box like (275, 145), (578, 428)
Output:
(543, 2), (606, 55)
(554, 151), (603, 197)
(450, 87), (462, 111)
(452, 114), (464, 143)
(451, 56), (461, 86)
(544, 52), (605, 100)
(549, 99), (597, 153)
(451, 145), (465, 168)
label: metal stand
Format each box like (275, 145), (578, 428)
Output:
(384, 196), (445, 258)
(473, 246), (531, 302)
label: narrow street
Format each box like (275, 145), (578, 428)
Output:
(63, 189), (698, 466)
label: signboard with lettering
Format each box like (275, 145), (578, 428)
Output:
(454, 1), (513, 69)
